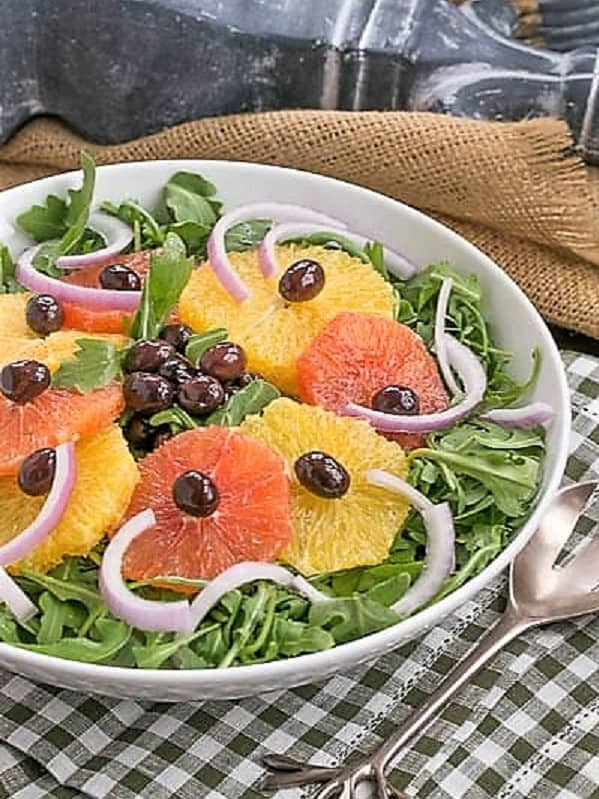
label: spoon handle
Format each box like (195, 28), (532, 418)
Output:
(374, 605), (531, 773)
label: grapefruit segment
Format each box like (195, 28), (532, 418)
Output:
(179, 244), (394, 395)
(297, 312), (450, 450)
(240, 398), (410, 575)
(60, 250), (152, 334)
(0, 382), (124, 475)
(122, 427), (293, 584)
(0, 425), (138, 573)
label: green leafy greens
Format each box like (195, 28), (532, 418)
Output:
(52, 338), (124, 393)
(18, 152), (102, 277)
(0, 244), (23, 293)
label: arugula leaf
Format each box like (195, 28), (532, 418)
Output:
(309, 597), (399, 643)
(132, 624), (219, 669)
(285, 231), (370, 263)
(225, 220), (271, 252)
(167, 220), (211, 257)
(0, 244), (23, 293)
(185, 328), (228, 365)
(21, 570), (106, 616)
(52, 338), (124, 393)
(206, 379), (280, 427)
(149, 405), (199, 433)
(101, 200), (165, 249)
(164, 171), (219, 227)
(410, 429), (543, 518)
(392, 262), (540, 407)
(61, 151), (96, 251)
(14, 618), (130, 663)
(363, 241), (389, 280)
(130, 232), (193, 340)
(17, 195), (68, 241)
(271, 618), (334, 657)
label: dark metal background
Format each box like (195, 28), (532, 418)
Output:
(1, 0), (599, 162)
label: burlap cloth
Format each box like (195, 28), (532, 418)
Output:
(0, 111), (597, 338)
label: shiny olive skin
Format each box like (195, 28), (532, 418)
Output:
(99, 263), (142, 291)
(177, 375), (224, 415)
(278, 259), (325, 302)
(123, 372), (175, 415)
(159, 323), (193, 353)
(125, 414), (156, 448)
(172, 470), (220, 517)
(294, 450), (350, 499)
(25, 294), (65, 335)
(123, 340), (176, 374)
(17, 448), (56, 496)
(237, 371), (261, 387)
(372, 384), (420, 415)
(199, 342), (246, 382)
(0, 360), (51, 404)
(158, 356), (197, 386)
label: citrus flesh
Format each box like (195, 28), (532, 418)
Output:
(0, 425), (138, 573)
(60, 250), (152, 334)
(297, 312), (449, 450)
(179, 244), (394, 395)
(240, 398), (410, 575)
(0, 382), (124, 475)
(122, 426), (293, 585)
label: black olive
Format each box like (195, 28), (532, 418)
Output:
(0, 360), (51, 404)
(372, 385), (420, 415)
(172, 470), (219, 517)
(123, 340), (176, 373)
(177, 375), (224, 415)
(123, 372), (174, 415)
(199, 342), (247, 382)
(278, 259), (325, 302)
(99, 263), (142, 291)
(18, 448), (56, 496)
(159, 323), (193, 353)
(25, 294), (65, 336)
(294, 451), (350, 499)
(158, 356), (197, 386)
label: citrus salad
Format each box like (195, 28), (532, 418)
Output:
(0, 155), (551, 669)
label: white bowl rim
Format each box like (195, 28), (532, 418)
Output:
(0, 159), (570, 692)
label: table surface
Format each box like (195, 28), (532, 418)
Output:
(0, 349), (596, 799)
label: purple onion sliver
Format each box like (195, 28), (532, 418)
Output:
(56, 212), (133, 270)
(480, 402), (555, 429)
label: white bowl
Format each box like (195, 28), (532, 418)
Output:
(0, 161), (570, 701)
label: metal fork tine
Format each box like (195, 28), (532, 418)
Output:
(560, 535), (599, 590)
(262, 752), (325, 771)
(515, 482), (598, 573)
(262, 766), (343, 790)
(314, 780), (344, 798)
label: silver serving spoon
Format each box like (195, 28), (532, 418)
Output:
(262, 480), (599, 798)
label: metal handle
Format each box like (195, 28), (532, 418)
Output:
(373, 605), (532, 772)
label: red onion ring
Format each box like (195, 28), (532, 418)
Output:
(480, 402), (554, 429)
(434, 277), (460, 395)
(16, 244), (141, 311)
(188, 562), (330, 630)
(258, 223), (419, 280)
(342, 336), (487, 433)
(100, 509), (331, 634)
(56, 212), (133, 270)
(99, 509), (195, 634)
(0, 441), (76, 568)
(366, 470), (455, 616)
(207, 203), (345, 302)
(0, 567), (37, 621)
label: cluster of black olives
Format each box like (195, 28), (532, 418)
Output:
(123, 324), (258, 451)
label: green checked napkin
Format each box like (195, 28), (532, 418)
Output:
(0, 350), (597, 799)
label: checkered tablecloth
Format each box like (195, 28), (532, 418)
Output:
(0, 350), (597, 799)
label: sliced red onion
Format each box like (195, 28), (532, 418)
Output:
(0, 567), (37, 621)
(434, 277), (460, 396)
(366, 470), (455, 616)
(480, 402), (555, 429)
(258, 223), (418, 280)
(189, 562), (331, 630)
(342, 335), (486, 433)
(100, 509), (332, 634)
(16, 244), (141, 311)
(0, 442), (76, 568)
(207, 203), (345, 302)
(56, 212), (133, 270)
(99, 509), (195, 634)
